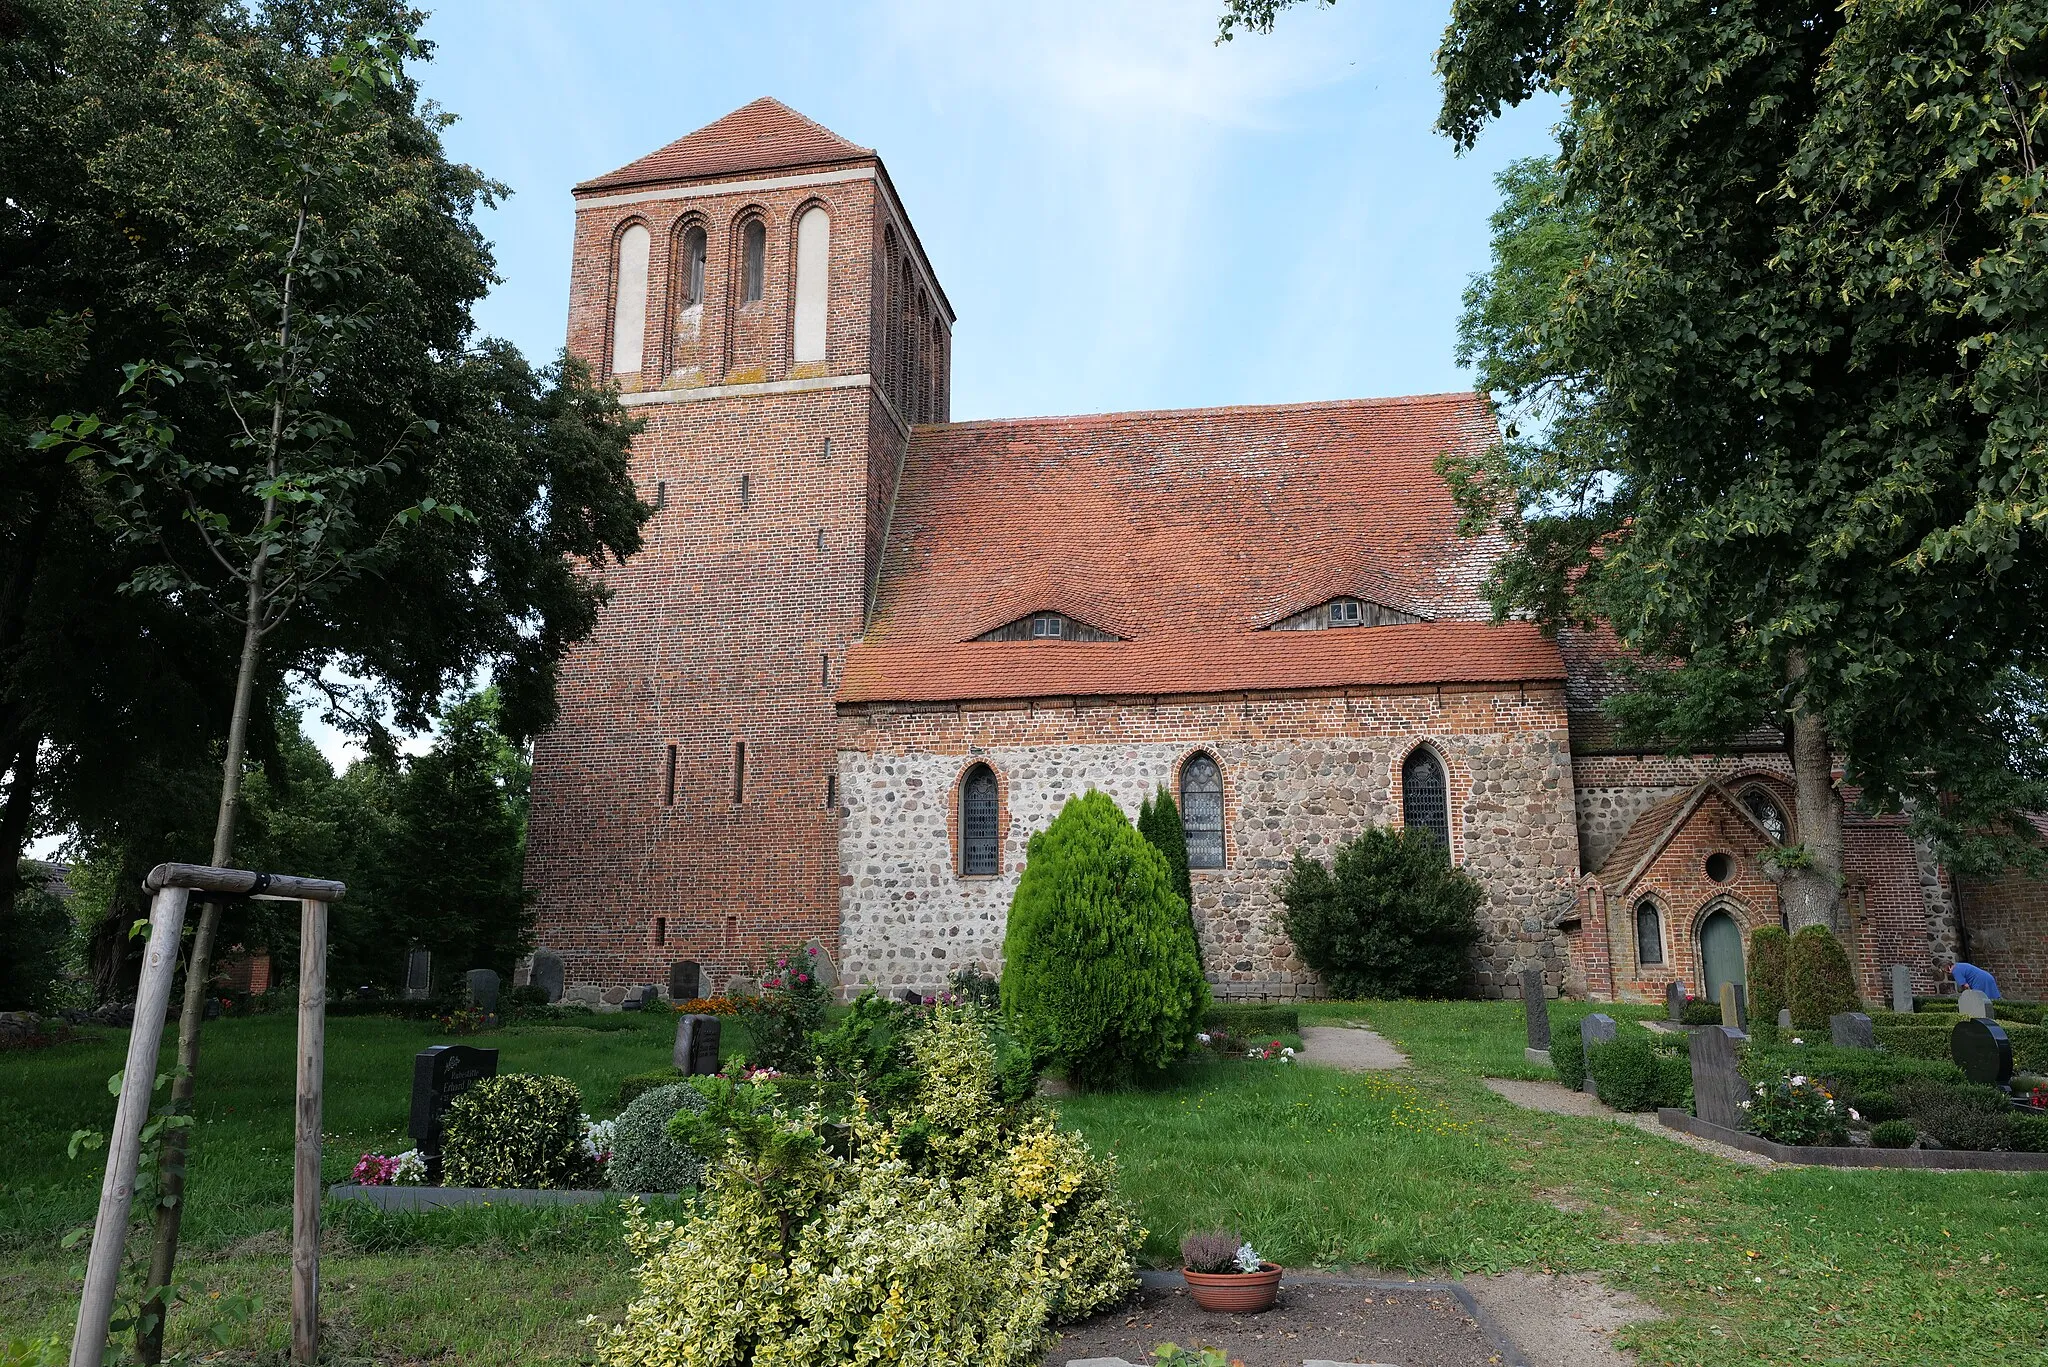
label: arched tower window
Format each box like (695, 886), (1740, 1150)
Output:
(792, 207), (829, 363)
(610, 222), (651, 376)
(1181, 753), (1224, 870)
(741, 218), (766, 304)
(679, 225), (707, 311)
(960, 764), (998, 876)
(1402, 747), (1449, 847)
(1635, 899), (1665, 965)
(930, 319), (945, 420)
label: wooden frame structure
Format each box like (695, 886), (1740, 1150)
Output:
(70, 863), (346, 1367)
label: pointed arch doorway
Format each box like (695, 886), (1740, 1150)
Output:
(1699, 909), (1746, 1012)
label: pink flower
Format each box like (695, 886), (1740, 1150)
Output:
(777, 958), (788, 969)
(796, 973), (809, 984)
(807, 946), (819, 955)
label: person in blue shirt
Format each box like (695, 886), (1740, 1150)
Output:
(1952, 961), (2002, 999)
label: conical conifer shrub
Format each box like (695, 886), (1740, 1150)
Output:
(1002, 790), (1208, 1088)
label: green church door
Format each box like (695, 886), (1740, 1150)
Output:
(1699, 910), (1746, 1010)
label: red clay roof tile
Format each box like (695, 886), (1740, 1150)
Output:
(576, 98), (872, 193)
(837, 621), (1564, 705)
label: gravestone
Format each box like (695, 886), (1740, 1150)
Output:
(1719, 981), (1748, 1031)
(465, 968), (500, 1014)
(531, 950), (565, 1004)
(801, 939), (839, 992)
(1578, 1013), (1617, 1096)
(1777, 1007), (1793, 1030)
(1830, 1012), (1875, 1050)
(724, 974), (759, 999)
(674, 1014), (722, 1075)
(1521, 965), (1551, 1063)
(1958, 988), (1992, 1020)
(668, 960), (702, 1002)
(622, 984), (660, 1012)
(408, 1044), (498, 1181)
(1890, 964), (1913, 1015)
(1690, 1025), (1751, 1130)
(1665, 980), (1686, 1023)
(401, 948), (432, 1002)
(1951, 1018), (2014, 1089)
(512, 955), (532, 988)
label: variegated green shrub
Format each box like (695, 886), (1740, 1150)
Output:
(440, 1073), (601, 1190)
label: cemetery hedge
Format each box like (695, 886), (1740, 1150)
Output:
(1584, 1035), (1691, 1112)
(440, 1074), (604, 1190)
(1785, 926), (1859, 1029)
(606, 1083), (707, 1194)
(1744, 926), (1790, 1040)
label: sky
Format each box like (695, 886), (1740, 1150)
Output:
(287, 0), (1563, 774)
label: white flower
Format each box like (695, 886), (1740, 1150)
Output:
(1849, 1108), (1862, 1122)
(580, 1116), (617, 1160)
(1281, 1048), (1295, 1057)
(1739, 1099), (1752, 1111)
(1197, 1033), (1211, 1044)
(1791, 1037), (1805, 1044)
(1234, 1242), (1262, 1273)
(1790, 1075), (1808, 1087)
(389, 1149), (427, 1185)
(1246, 1049), (1259, 1058)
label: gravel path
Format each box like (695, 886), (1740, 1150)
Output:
(1299, 1024), (1410, 1071)
(1464, 1270), (1662, 1367)
(1481, 1078), (1773, 1168)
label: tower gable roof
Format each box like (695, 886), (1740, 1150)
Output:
(576, 97), (873, 194)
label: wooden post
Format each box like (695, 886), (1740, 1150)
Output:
(291, 897), (328, 1364)
(71, 886), (191, 1367)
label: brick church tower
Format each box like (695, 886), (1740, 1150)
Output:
(526, 98), (952, 995)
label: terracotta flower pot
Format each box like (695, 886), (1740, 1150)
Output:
(1181, 1263), (1283, 1313)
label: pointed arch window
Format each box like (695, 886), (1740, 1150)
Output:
(960, 763), (999, 876)
(792, 207), (829, 363)
(1635, 899), (1665, 966)
(611, 222), (651, 375)
(741, 218), (766, 304)
(1402, 748), (1449, 847)
(1740, 786), (1788, 843)
(679, 225), (707, 311)
(1181, 753), (1224, 870)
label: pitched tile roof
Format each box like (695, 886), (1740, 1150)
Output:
(576, 98), (873, 194)
(841, 394), (1565, 703)
(838, 621), (1565, 704)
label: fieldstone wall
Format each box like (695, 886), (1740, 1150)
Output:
(836, 685), (1581, 1000)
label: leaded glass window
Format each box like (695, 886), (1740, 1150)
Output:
(1740, 787), (1788, 843)
(1635, 899), (1664, 965)
(1181, 753), (1224, 870)
(742, 219), (766, 303)
(1402, 748), (1449, 847)
(961, 764), (998, 876)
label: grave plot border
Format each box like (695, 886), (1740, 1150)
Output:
(1656, 1111), (2048, 1170)
(326, 1184), (675, 1210)
(1130, 1270), (1532, 1367)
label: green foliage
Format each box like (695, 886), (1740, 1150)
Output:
(1434, 0), (2048, 877)
(807, 989), (920, 1112)
(1277, 826), (1484, 999)
(1551, 1033), (1586, 1092)
(1993, 1001), (2046, 1026)
(1584, 1036), (1689, 1113)
(1746, 927), (1791, 1035)
(1870, 1119), (1917, 1150)
(1202, 1005), (1300, 1038)
(1001, 791), (1207, 1089)
(1136, 786), (1194, 922)
(607, 1083), (708, 1195)
(1, 872), (73, 1012)
(946, 964), (1001, 1010)
(611, 1008), (1142, 1366)
(2012, 1116), (2048, 1154)
(1786, 928), (1859, 1030)
(736, 948), (832, 1073)
(440, 1074), (600, 1190)
(617, 1069), (685, 1110)
(1743, 1073), (1849, 1147)
(1679, 999), (1724, 1028)
(1896, 1080), (2015, 1153)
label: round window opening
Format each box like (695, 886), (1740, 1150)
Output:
(1704, 851), (1735, 883)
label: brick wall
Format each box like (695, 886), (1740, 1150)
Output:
(528, 156), (949, 995)
(1571, 752), (1793, 872)
(836, 683), (1582, 1000)
(1955, 870), (2048, 1001)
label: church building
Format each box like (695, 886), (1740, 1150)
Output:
(525, 99), (2043, 1008)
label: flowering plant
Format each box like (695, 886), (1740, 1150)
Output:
(1740, 1072), (1849, 1146)
(670, 995), (745, 1016)
(581, 1116), (616, 1165)
(437, 1006), (488, 1036)
(351, 1148), (426, 1186)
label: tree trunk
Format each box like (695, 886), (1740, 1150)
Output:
(1781, 653), (1845, 933)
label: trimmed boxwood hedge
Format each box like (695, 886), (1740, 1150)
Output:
(1203, 1004), (1301, 1037)
(1787, 926), (1859, 1029)
(1747, 926), (1791, 1034)
(1585, 1036), (1691, 1112)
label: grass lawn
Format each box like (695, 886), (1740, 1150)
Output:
(5, 1001), (2047, 1365)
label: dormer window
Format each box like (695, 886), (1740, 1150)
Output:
(974, 612), (1119, 643)
(1268, 596), (1424, 631)
(1329, 598), (1363, 627)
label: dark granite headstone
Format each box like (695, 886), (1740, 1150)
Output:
(1890, 964), (1913, 1015)
(1830, 1012), (1875, 1050)
(1521, 966), (1551, 1054)
(402, 947), (432, 1002)
(466, 968), (500, 1013)
(674, 1014), (722, 1075)
(1579, 1013), (1617, 1095)
(409, 1044), (498, 1180)
(1665, 980), (1687, 1023)
(668, 961), (702, 1002)
(1719, 981), (1748, 1031)
(531, 950), (565, 1004)
(1952, 1018), (2014, 1089)
(1690, 1025), (1751, 1130)
(623, 984), (660, 1012)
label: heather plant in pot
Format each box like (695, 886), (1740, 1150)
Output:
(1179, 1228), (1281, 1312)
